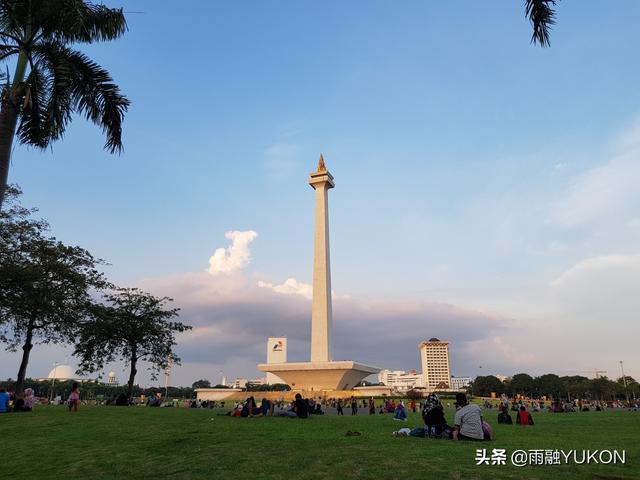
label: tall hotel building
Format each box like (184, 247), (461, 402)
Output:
(419, 338), (451, 391)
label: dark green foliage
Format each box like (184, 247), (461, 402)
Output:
(471, 375), (506, 396)
(245, 383), (291, 392)
(0, 186), (107, 394)
(0, 0), (129, 150)
(0, 378), (196, 400)
(73, 288), (191, 397)
(0, 0), (129, 208)
(192, 379), (211, 389)
(506, 373), (536, 396)
(525, 0), (558, 47)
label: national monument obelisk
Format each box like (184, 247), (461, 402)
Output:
(258, 155), (379, 391)
(309, 154), (333, 363)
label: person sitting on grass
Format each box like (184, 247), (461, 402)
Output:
(279, 393), (309, 418)
(13, 388), (36, 412)
(393, 401), (407, 421)
(240, 397), (263, 417)
(452, 393), (486, 441)
(260, 398), (274, 416)
(497, 404), (513, 424)
(516, 405), (534, 425)
(422, 394), (449, 437)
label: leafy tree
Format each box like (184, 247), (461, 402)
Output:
(536, 373), (564, 399)
(74, 288), (191, 398)
(245, 383), (291, 392)
(507, 373), (536, 397)
(192, 379), (211, 389)
(470, 375), (505, 397)
(616, 376), (636, 386)
(589, 377), (622, 401)
(0, 186), (106, 395)
(0, 0), (129, 209)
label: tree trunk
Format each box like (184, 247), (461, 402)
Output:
(127, 354), (137, 399)
(0, 87), (23, 211)
(15, 321), (35, 396)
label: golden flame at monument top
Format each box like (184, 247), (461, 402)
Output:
(317, 153), (327, 172)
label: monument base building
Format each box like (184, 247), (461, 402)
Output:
(258, 360), (379, 391)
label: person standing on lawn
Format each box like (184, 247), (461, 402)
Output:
(67, 382), (80, 413)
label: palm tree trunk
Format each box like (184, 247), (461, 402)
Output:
(15, 320), (35, 396)
(0, 50), (28, 211)
(127, 354), (137, 399)
(0, 89), (21, 211)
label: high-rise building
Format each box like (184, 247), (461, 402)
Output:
(419, 338), (451, 391)
(265, 337), (287, 384)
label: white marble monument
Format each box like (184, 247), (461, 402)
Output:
(258, 155), (379, 391)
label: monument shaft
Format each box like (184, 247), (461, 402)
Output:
(309, 156), (334, 362)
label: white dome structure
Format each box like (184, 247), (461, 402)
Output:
(47, 364), (76, 380)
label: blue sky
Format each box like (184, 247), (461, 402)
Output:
(3, 1), (640, 385)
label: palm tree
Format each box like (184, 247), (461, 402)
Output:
(0, 0), (129, 210)
(525, 0), (558, 47)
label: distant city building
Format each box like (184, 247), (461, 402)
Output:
(419, 338), (451, 391)
(265, 337), (287, 385)
(107, 371), (118, 385)
(450, 375), (472, 390)
(233, 377), (267, 389)
(378, 369), (423, 391)
(496, 375), (510, 383)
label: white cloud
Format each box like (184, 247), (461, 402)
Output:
(208, 230), (258, 275)
(551, 122), (640, 229)
(258, 277), (312, 299)
(551, 254), (640, 288)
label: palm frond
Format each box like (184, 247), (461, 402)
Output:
(0, 43), (19, 61)
(32, 42), (129, 152)
(31, 0), (127, 44)
(525, 0), (557, 47)
(16, 65), (50, 148)
(31, 42), (74, 144)
(65, 49), (129, 153)
(0, 0), (30, 41)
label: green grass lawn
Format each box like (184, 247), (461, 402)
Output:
(2, 406), (638, 479)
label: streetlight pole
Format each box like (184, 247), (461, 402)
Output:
(620, 361), (629, 404)
(49, 362), (59, 402)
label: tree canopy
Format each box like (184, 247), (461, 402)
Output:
(74, 288), (191, 397)
(0, 185), (106, 394)
(192, 379), (211, 389)
(0, 0), (129, 209)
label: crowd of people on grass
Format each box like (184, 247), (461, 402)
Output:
(0, 382), (82, 413)
(392, 393), (493, 441)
